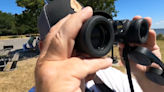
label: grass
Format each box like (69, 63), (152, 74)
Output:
(0, 58), (36, 92)
(0, 35), (27, 40)
(0, 40), (164, 92)
(157, 40), (164, 61)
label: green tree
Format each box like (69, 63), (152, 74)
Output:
(15, 0), (45, 34)
(78, 0), (118, 17)
(48, 0), (118, 17)
(157, 33), (164, 40)
(14, 14), (27, 37)
(0, 11), (15, 35)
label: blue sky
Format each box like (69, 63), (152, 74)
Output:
(114, 0), (164, 29)
(0, 0), (164, 28)
(0, 0), (25, 14)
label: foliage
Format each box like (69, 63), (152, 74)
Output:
(157, 33), (164, 40)
(48, 0), (118, 17)
(0, 11), (15, 35)
(0, 0), (118, 36)
(0, 0), (45, 36)
(77, 0), (119, 17)
(15, 0), (45, 34)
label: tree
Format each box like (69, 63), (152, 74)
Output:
(0, 11), (15, 35)
(78, 0), (118, 17)
(15, 0), (45, 34)
(14, 14), (27, 37)
(48, 0), (118, 17)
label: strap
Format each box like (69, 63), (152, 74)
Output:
(123, 44), (134, 92)
(93, 75), (115, 92)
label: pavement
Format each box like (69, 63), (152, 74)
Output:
(0, 38), (36, 51)
(0, 38), (39, 62)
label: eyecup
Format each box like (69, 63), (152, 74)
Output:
(126, 19), (149, 43)
(75, 15), (114, 57)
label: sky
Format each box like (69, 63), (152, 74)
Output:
(113, 0), (164, 29)
(0, 0), (164, 29)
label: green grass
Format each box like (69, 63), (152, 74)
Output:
(157, 40), (164, 61)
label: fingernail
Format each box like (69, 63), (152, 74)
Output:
(105, 58), (113, 63)
(81, 6), (92, 14)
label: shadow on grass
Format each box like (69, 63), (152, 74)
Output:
(0, 48), (40, 71)
(10, 48), (40, 61)
(9, 35), (19, 38)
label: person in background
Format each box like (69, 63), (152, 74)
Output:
(27, 35), (35, 51)
(35, 36), (40, 50)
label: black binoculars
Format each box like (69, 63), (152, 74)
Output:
(75, 11), (149, 57)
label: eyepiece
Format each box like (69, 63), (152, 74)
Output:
(125, 19), (149, 43)
(140, 21), (148, 40)
(91, 24), (109, 50)
(75, 15), (114, 57)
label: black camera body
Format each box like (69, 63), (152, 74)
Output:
(75, 11), (149, 57)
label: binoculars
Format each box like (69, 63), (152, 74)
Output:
(75, 11), (149, 57)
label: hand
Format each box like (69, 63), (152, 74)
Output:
(119, 16), (161, 76)
(35, 7), (113, 92)
(119, 16), (164, 92)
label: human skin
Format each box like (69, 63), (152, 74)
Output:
(35, 7), (113, 92)
(119, 16), (164, 92)
(36, 6), (164, 92)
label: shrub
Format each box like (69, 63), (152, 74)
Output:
(156, 33), (164, 40)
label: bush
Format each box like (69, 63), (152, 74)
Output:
(26, 34), (31, 37)
(9, 35), (19, 38)
(156, 33), (164, 40)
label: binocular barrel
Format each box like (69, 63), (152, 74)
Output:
(112, 19), (149, 43)
(75, 15), (149, 57)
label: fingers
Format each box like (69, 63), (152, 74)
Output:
(146, 29), (156, 46)
(66, 57), (112, 81)
(144, 17), (152, 29)
(61, 6), (93, 39)
(132, 15), (156, 46)
(83, 58), (112, 74)
(40, 7), (93, 61)
(142, 17), (156, 46)
(50, 14), (71, 33)
(40, 15), (71, 58)
(132, 15), (142, 20)
(133, 16), (152, 29)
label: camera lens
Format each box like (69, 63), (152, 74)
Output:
(140, 22), (148, 40)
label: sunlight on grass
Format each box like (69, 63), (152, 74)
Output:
(157, 40), (164, 61)
(0, 59), (36, 92)
(0, 35), (27, 39)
